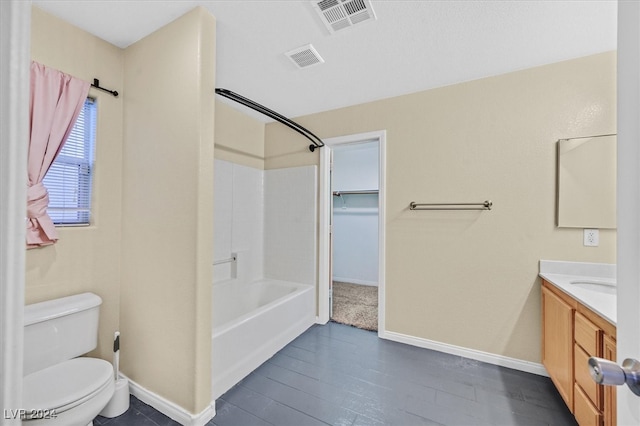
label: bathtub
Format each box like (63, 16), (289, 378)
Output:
(211, 278), (315, 399)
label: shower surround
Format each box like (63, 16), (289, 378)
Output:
(211, 159), (317, 399)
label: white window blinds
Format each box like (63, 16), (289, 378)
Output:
(43, 98), (96, 225)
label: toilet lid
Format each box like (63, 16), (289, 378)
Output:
(23, 358), (113, 414)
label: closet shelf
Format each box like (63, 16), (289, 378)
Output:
(332, 190), (378, 196)
(333, 207), (378, 214)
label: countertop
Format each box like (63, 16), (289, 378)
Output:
(539, 260), (616, 326)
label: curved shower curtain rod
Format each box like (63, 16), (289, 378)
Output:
(215, 88), (324, 152)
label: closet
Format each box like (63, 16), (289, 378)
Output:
(332, 140), (379, 285)
(330, 140), (379, 331)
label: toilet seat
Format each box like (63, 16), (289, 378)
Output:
(23, 358), (113, 419)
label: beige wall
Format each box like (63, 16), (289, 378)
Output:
(27, 7), (124, 362)
(29, 5), (215, 414)
(214, 100), (265, 168)
(120, 7), (215, 413)
(265, 51), (617, 363)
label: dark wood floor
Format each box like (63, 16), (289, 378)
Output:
(211, 322), (577, 426)
(96, 322), (576, 425)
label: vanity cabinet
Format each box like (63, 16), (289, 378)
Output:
(542, 280), (617, 426)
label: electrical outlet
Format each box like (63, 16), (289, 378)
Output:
(584, 229), (599, 247)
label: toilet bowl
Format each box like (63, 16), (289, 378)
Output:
(22, 358), (114, 426)
(23, 293), (115, 426)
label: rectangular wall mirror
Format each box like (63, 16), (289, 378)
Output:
(557, 134), (616, 229)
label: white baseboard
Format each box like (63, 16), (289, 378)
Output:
(120, 373), (216, 426)
(380, 330), (548, 377)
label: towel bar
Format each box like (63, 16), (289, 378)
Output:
(409, 200), (492, 211)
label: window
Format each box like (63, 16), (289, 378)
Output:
(43, 98), (96, 225)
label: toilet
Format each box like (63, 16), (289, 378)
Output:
(23, 293), (115, 426)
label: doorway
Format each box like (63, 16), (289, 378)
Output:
(318, 130), (386, 336)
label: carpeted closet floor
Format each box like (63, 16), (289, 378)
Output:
(331, 281), (378, 331)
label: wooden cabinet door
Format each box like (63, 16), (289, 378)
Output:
(603, 334), (617, 426)
(542, 285), (574, 410)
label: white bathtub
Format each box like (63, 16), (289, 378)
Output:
(211, 278), (315, 399)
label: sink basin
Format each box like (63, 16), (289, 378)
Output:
(570, 280), (617, 295)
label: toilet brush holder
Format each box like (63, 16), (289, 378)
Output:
(99, 378), (129, 418)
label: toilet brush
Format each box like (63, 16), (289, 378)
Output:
(113, 331), (120, 381)
(99, 331), (130, 418)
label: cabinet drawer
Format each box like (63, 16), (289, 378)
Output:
(574, 383), (603, 426)
(575, 344), (601, 409)
(575, 312), (601, 356)
(603, 334), (617, 426)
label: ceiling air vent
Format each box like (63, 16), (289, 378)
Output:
(312, 0), (377, 34)
(285, 44), (325, 69)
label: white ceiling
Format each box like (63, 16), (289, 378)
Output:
(32, 0), (617, 121)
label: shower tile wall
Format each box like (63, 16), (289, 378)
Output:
(213, 160), (316, 286)
(264, 166), (317, 286)
(213, 160), (234, 281)
(213, 159), (264, 283)
(232, 163), (264, 283)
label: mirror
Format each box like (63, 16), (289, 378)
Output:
(557, 134), (616, 229)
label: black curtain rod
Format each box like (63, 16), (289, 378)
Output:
(215, 88), (324, 152)
(91, 78), (119, 97)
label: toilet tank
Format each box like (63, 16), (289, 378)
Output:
(24, 292), (102, 376)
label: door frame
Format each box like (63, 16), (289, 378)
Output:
(1, 0), (30, 416)
(617, 1), (640, 423)
(318, 130), (386, 336)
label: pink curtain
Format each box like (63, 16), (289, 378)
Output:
(27, 62), (90, 249)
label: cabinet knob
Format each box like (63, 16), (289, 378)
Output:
(589, 356), (640, 396)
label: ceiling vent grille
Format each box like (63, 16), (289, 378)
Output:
(285, 44), (325, 69)
(312, 0), (377, 34)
